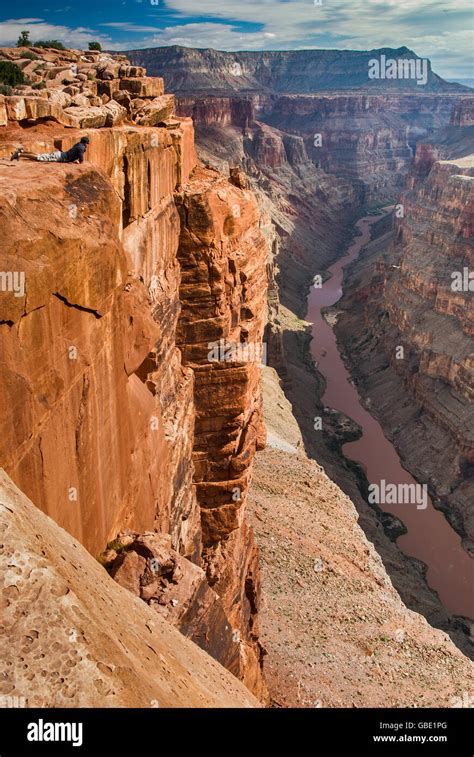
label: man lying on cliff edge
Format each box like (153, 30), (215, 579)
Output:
(10, 136), (89, 163)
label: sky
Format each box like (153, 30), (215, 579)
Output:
(0, 1), (473, 80)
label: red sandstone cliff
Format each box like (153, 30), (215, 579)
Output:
(0, 47), (267, 699)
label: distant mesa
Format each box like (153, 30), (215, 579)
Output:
(125, 45), (469, 95)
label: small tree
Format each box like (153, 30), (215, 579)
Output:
(16, 31), (32, 48)
(0, 61), (26, 87)
(88, 42), (102, 51)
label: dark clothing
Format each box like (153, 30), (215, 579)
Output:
(61, 142), (87, 163)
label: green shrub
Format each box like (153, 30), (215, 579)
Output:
(0, 61), (25, 87)
(32, 81), (46, 90)
(0, 84), (12, 96)
(22, 50), (39, 60)
(87, 72), (95, 81)
(35, 40), (67, 51)
(88, 42), (102, 51)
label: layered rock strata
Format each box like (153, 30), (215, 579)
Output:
(335, 117), (474, 555)
(131, 46), (468, 202)
(0, 47), (267, 698)
(128, 46), (467, 93)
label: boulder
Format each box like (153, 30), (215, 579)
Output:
(133, 94), (175, 126)
(97, 79), (121, 98)
(5, 96), (26, 121)
(107, 532), (242, 675)
(97, 62), (122, 80)
(112, 89), (132, 112)
(120, 77), (164, 98)
(104, 100), (128, 126)
(47, 89), (72, 108)
(119, 65), (146, 78)
(4, 95), (76, 126)
(63, 85), (80, 96)
(62, 105), (107, 128)
(69, 93), (90, 108)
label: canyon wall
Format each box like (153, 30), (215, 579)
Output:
(0, 47), (267, 698)
(127, 45), (467, 93)
(335, 109), (474, 556)
(138, 45), (467, 205)
(154, 49), (474, 661)
(262, 93), (463, 203)
(1, 44), (472, 708)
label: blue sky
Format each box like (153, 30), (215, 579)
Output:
(0, 1), (472, 79)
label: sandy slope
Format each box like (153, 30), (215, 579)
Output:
(248, 367), (473, 707)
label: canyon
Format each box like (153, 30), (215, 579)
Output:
(127, 48), (474, 676)
(335, 101), (474, 561)
(0, 43), (472, 708)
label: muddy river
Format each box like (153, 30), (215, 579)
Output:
(306, 214), (474, 619)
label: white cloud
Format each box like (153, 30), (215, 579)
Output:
(0, 1), (472, 78)
(101, 22), (163, 33)
(155, 0), (474, 77)
(0, 18), (111, 48)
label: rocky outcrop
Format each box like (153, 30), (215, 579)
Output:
(451, 98), (474, 126)
(0, 469), (259, 708)
(103, 530), (243, 677)
(0, 47), (170, 129)
(174, 166), (268, 696)
(0, 47), (267, 699)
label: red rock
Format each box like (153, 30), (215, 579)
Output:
(120, 77), (164, 98)
(0, 470), (259, 708)
(0, 45), (267, 699)
(175, 165), (268, 697)
(133, 94), (176, 126)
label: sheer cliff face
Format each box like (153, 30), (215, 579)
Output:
(0, 128), (196, 561)
(174, 167), (268, 688)
(0, 48), (267, 697)
(371, 157), (473, 545)
(335, 114), (474, 554)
